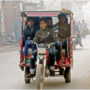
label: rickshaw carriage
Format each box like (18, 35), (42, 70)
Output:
(20, 10), (73, 89)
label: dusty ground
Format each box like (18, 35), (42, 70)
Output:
(0, 44), (19, 52)
(0, 36), (90, 89)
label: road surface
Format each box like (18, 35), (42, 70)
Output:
(0, 36), (90, 89)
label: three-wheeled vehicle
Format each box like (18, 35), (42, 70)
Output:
(20, 10), (73, 89)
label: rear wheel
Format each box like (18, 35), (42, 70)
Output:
(59, 67), (64, 75)
(25, 67), (31, 84)
(36, 64), (44, 90)
(64, 67), (71, 83)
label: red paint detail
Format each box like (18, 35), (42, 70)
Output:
(20, 17), (24, 64)
(46, 50), (50, 64)
(58, 59), (63, 64)
(70, 15), (73, 65)
(55, 64), (71, 68)
(25, 12), (60, 17)
(65, 58), (70, 64)
(26, 54), (31, 60)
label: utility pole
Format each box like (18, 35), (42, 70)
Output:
(20, 1), (23, 12)
(1, 1), (5, 44)
(1, 1), (5, 35)
(0, 1), (2, 36)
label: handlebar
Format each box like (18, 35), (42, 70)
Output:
(28, 40), (38, 48)
(28, 40), (55, 49)
(48, 43), (55, 49)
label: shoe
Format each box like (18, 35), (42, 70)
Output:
(19, 59), (25, 71)
(26, 73), (35, 78)
(50, 70), (55, 76)
(19, 64), (24, 71)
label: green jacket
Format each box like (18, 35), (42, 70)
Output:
(56, 23), (70, 40)
(34, 28), (56, 44)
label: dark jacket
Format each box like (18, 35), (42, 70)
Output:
(23, 25), (36, 42)
(34, 28), (56, 44)
(56, 23), (70, 40)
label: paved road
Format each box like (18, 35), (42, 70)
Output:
(0, 36), (90, 89)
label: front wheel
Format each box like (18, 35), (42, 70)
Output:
(36, 64), (44, 89)
(64, 67), (71, 83)
(24, 67), (31, 84)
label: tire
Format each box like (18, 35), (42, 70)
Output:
(59, 67), (64, 75)
(36, 64), (44, 90)
(25, 78), (30, 84)
(64, 67), (71, 83)
(24, 67), (30, 84)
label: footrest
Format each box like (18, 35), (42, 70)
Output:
(55, 64), (71, 67)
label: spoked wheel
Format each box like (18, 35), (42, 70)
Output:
(36, 64), (44, 90)
(25, 67), (31, 84)
(64, 67), (71, 83)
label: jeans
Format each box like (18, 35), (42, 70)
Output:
(24, 40), (37, 70)
(55, 40), (68, 59)
(48, 42), (62, 68)
(49, 47), (56, 67)
(62, 40), (68, 58)
(55, 42), (62, 61)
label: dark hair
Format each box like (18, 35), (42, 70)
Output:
(46, 17), (52, 21)
(58, 14), (68, 23)
(40, 17), (47, 23)
(25, 17), (35, 25)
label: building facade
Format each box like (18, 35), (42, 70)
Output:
(2, 1), (21, 41)
(0, 1), (2, 40)
(1, 0), (45, 42)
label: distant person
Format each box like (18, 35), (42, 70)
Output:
(81, 20), (89, 37)
(11, 32), (16, 41)
(73, 20), (83, 47)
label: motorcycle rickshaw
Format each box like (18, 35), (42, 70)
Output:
(20, 10), (73, 89)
